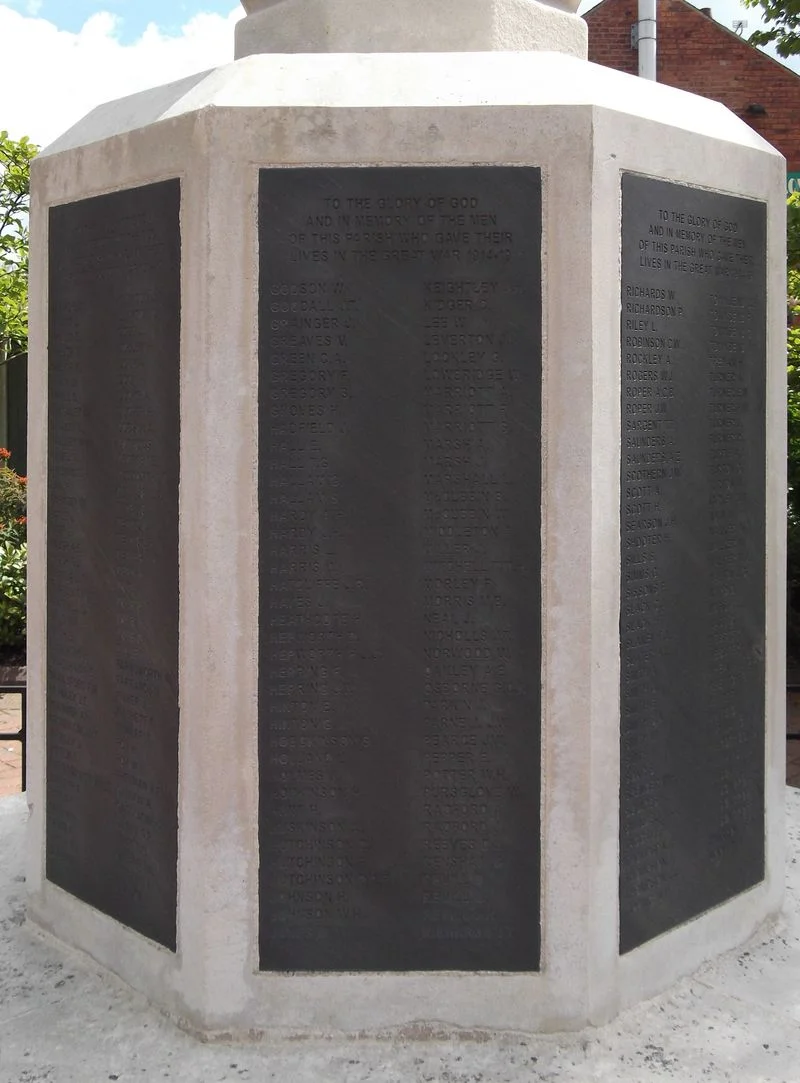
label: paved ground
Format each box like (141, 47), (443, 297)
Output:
(786, 691), (800, 787)
(1, 757), (800, 1078)
(0, 691), (24, 799)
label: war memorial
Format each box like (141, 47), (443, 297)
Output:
(25, 0), (785, 1036)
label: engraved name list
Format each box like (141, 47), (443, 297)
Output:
(259, 166), (542, 972)
(619, 174), (766, 954)
(47, 181), (181, 950)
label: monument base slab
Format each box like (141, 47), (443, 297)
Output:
(27, 48), (786, 1036)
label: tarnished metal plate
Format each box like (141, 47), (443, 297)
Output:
(259, 166), (542, 971)
(47, 180), (181, 950)
(620, 174), (766, 953)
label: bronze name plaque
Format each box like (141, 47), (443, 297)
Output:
(620, 174), (766, 953)
(47, 181), (181, 950)
(259, 166), (542, 971)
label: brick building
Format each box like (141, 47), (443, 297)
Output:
(585, 0), (800, 180)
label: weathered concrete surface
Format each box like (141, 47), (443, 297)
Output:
(2, 789), (800, 1082)
(233, 0), (587, 58)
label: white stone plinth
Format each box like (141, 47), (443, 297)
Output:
(26, 49), (786, 1037)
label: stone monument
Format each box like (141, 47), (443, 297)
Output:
(26, 0), (785, 1037)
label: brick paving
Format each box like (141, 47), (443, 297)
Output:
(787, 690), (800, 788)
(787, 739), (800, 788)
(0, 691), (23, 798)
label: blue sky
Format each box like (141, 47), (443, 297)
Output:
(6, 0), (236, 41)
(2, 0), (761, 41)
(0, 1), (242, 144)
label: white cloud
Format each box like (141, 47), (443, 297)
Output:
(0, 4), (242, 149)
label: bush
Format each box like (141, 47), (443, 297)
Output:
(789, 200), (800, 665)
(0, 448), (26, 649)
(0, 538), (26, 647)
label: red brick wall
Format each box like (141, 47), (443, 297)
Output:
(585, 0), (800, 171)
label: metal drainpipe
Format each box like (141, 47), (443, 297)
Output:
(638, 0), (657, 80)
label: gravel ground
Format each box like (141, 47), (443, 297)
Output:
(2, 790), (800, 1083)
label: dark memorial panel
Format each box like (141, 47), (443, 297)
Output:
(259, 167), (542, 971)
(619, 174), (766, 953)
(47, 181), (180, 950)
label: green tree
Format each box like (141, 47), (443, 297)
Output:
(744, 0), (800, 56)
(0, 132), (36, 370)
(0, 133), (33, 654)
(0, 448), (26, 649)
(786, 194), (800, 658)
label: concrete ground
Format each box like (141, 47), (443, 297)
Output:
(2, 790), (800, 1080)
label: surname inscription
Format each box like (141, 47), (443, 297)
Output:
(47, 181), (180, 950)
(259, 166), (542, 971)
(619, 173), (766, 953)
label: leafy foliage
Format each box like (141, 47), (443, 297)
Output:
(0, 448), (25, 648)
(788, 194), (800, 269)
(0, 133), (34, 653)
(745, 0), (800, 55)
(0, 539), (26, 648)
(0, 449), (25, 538)
(0, 131), (36, 367)
(787, 196), (800, 659)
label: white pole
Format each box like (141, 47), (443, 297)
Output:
(638, 0), (657, 80)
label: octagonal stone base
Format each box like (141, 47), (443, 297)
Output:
(27, 48), (785, 1038)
